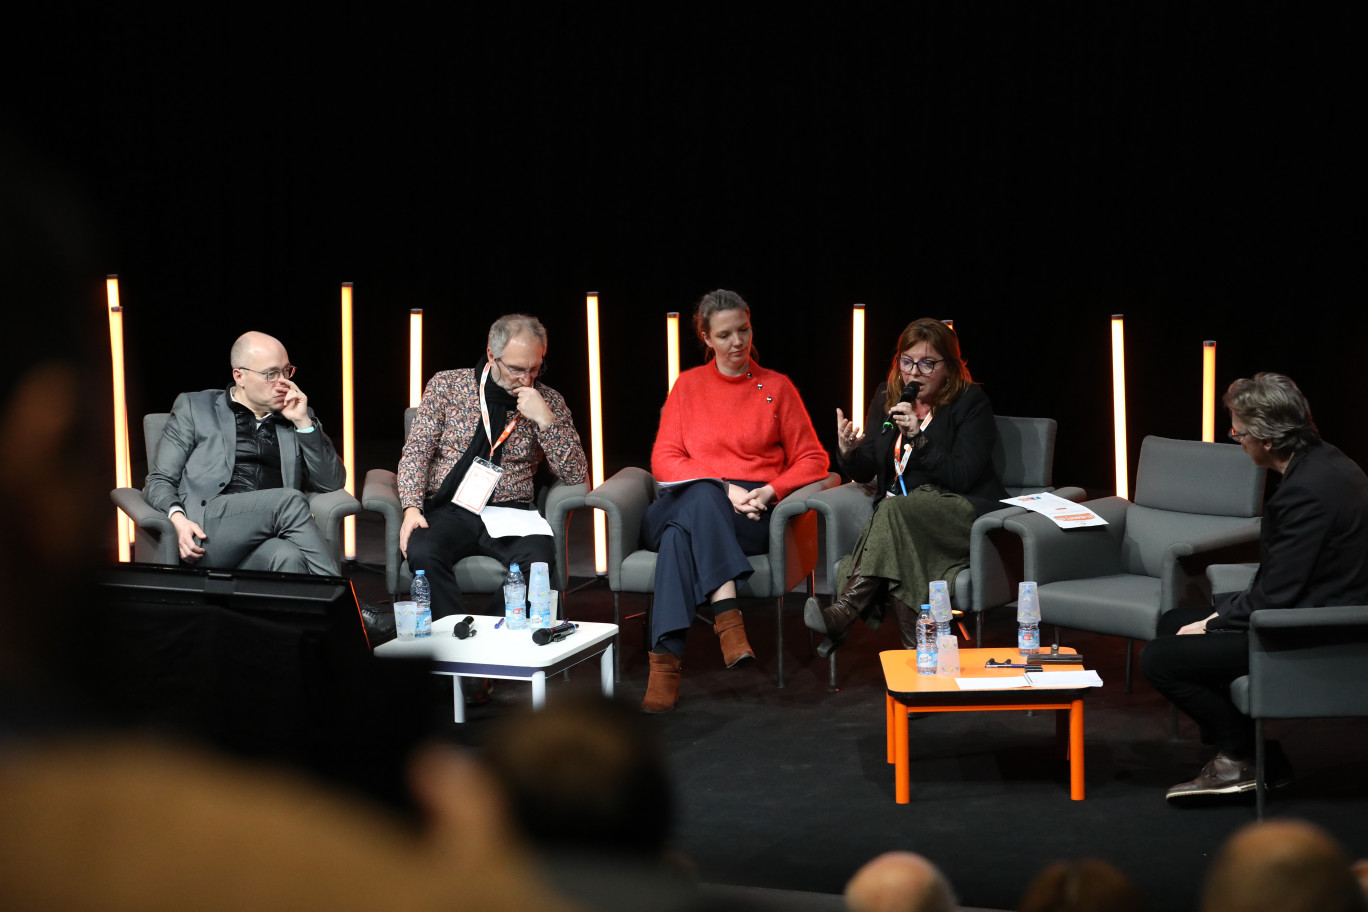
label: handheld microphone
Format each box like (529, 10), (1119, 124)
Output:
(451, 616), (477, 639)
(881, 382), (921, 435)
(532, 621), (579, 646)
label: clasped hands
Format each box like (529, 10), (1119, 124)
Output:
(728, 483), (775, 521)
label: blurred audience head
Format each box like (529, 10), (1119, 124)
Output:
(480, 695), (674, 859)
(1201, 819), (1366, 912)
(845, 851), (957, 912)
(1017, 858), (1144, 912)
(0, 132), (108, 696)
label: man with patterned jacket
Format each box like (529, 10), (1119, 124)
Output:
(397, 314), (587, 619)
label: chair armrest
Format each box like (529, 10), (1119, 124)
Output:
(583, 467), (657, 590)
(308, 488), (361, 565)
(1159, 523), (1262, 614)
(805, 482), (876, 592)
(1250, 604), (1368, 631)
(1207, 563), (1259, 596)
(767, 472), (841, 594)
(1247, 606), (1368, 719)
(1052, 485), (1088, 502)
(361, 468), (404, 595)
(1004, 496), (1131, 585)
(111, 487), (175, 534)
(967, 505), (1024, 613)
(545, 481), (589, 589)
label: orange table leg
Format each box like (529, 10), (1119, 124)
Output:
(894, 702), (910, 804)
(1069, 699), (1085, 800)
(886, 692), (895, 764)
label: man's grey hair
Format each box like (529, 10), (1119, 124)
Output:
(1224, 372), (1320, 456)
(488, 314), (548, 359)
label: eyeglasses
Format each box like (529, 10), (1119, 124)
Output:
(237, 364), (296, 383)
(898, 356), (943, 375)
(496, 357), (545, 380)
(1227, 428), (1252, 442)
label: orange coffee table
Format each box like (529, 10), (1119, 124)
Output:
(880, 647), (1090, 803)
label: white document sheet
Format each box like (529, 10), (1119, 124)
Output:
(1024, 670), (1104, 688)
(956, 676), (1029, 690)
(479, 505), (553, 539)
(1001, 491), (1108, 529)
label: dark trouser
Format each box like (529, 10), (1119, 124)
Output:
(198, 488), (339, 576)
(406, 502), (555, 620)
(641, 481), (770, 655)
(1140, 603), (1254, 756)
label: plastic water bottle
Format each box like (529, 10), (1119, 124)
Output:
(1017, 580), (1040, 656)
(928, 579), (951, 638)
(410, 569), (432, 638)
(503, 563), (527, 631)
(527, 561), (552, 629)
(915, 604), (938, 676)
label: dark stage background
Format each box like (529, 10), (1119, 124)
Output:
(8, 4), (1365, 494)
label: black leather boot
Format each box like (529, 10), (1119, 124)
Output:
(804, 574), (886, 657)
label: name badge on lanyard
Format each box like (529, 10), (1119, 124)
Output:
(453, 364), (519, 514)
(887, 411), (933, 498)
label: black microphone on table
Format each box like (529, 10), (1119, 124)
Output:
(532, 620), (579, 646)
(452, 616), (477, 639)
(880, 382), (921, 435)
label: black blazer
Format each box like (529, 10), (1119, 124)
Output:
(839, 382), (1007, 516)
(1209, 440), (1368, 630)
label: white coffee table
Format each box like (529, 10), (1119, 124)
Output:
(374, 615), (618, 722)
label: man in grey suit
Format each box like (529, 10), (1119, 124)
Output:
(143, 331), (346, 575)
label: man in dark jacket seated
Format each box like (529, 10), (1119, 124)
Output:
(1142, 372), (1368, 802)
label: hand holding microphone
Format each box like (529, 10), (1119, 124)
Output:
(881, 382), (921, 435)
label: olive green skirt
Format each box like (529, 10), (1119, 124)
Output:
(834, 484), (977, 610)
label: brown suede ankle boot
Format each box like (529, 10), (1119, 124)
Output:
(712, 609), (756, 668)
(804, 573), (886, 657)
(642, 651), (682, 713)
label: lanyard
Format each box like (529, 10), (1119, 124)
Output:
(478, 363), (520, 459)
(892, 411), (934, 496)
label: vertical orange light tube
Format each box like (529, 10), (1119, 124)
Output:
(1202, 340), (1217, 443)
(410, 309), (424, 408)
(107, 276), (133, 561)
(586, 292), (607, 574)
(665, 312), (680, 392)
(1111, 315), (1129, 500)
(851, 304), (865, 433)
(341, 283), (356, 561)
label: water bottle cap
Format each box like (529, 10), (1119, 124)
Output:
(510, 563), (520, 571)
(414, 570), (425, 576)
(920, 603), (931, 611)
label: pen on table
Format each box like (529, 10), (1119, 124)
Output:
(494, 617), (504, 629)
(985, 661), (1044, 671)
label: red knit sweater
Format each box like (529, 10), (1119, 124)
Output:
(650, 360), (829, 500)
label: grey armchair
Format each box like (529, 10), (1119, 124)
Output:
(585, 468), (840, 686)
(1006, 436), (1266, 690)
(805, 415), (1084, 686)
(1230, 605), (1368, 817)
(361, 408), (586, 602)
(110, 413), (359, 568)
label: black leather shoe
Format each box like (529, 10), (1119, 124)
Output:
(1166, 752), (1257, 801)
(360, 602), (396, 640)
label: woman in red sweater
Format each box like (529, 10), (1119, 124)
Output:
(641, 290), (829, 712)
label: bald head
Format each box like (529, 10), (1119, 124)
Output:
(1201, 820), (1366, 912)
(230, 331), (286, 371)
(845, 852), (957, 912)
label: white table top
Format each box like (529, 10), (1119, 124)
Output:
(374, 615), (618, 674)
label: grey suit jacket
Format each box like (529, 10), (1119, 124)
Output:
(143, 388), (347, 527)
